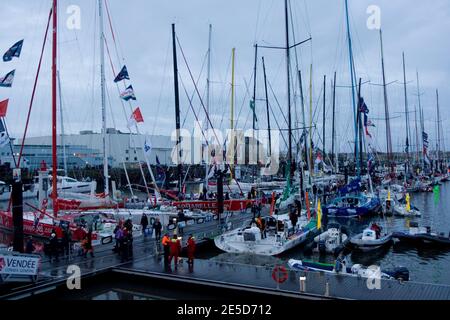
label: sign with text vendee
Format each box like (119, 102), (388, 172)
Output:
(0, 254), (40, 276)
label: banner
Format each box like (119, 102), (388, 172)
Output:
(0, 254), (40, 276)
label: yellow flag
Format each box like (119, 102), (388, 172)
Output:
(406, 193), (411, 212)
(387, 189), (391, 201)
(317, 199), (322, 230)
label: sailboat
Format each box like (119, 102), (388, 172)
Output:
(324, 0), (381, 219)
(0, 1), (118, 244)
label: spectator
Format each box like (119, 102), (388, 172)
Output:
(153, 218), (162, 241)
(140, 213), (149, 237)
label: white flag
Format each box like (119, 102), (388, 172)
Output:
(144, 139), (152, 156)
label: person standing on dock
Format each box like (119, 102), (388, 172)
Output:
(186, 234), (196, 266)
(83, 231), (94, 258)
(49, 233), (59, 262)
(140, 213), (149, 237)
(162, 233), (171, 265)
(153, 218), (162, 241)
(169, 235), (181, 269)
(25, 236), (35, 254)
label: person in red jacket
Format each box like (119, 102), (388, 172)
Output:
(168, 235), (181, 269)
(186, 235), (196, 266)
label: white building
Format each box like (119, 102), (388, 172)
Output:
(18, 129), (174, 168)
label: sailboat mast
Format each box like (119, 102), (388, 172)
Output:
(99, 0), (109, 196)
(402, 52), (410, 172)
(57, 71), (67, 176)
(331, 72), (337, 173)
(379, 29), (393, 174)
(416, 71), (425, 171)
(344, 0), (359, 175)
(262, 57), (272, 156)
(230, 47), (236, 175)
(52, 0), (58, 216)
(322, 75), (326, 159)
(205, 24), (212, 188)
(285, 0), (293, 176)
(436, 89), (441, 165)
(172, 24), (182, 194)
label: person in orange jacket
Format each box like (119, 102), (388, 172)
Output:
(168, 235), (181, 269)
(161, 233), (171, 265)
(186, 235), (196, 266)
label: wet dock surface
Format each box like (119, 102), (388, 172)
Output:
(2, 231), (450, 300)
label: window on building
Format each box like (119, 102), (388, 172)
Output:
(126, 157), (129, 161)
(134, 157), (138, 161)
(125, 150), (129, 154)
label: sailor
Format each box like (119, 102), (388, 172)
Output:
(49, 233), (59, 262)
(162, 233), (171, 265)
(186, 234), (196, 266)
(169, 235), (182, 269)
(153, 218), (162, 241)
(140, 213), (149, 237)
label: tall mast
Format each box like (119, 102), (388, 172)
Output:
(414, 108), (420, 165)
(57, 71), (67, 176)
(285, 0), (293, 177)
(298, 70), (311, 182)
(205, 24), (212, 188)
(172, 24), (182, 194)
(436, 89), (441, 165)
(379, 29), (393, 174)
(262, 57), (272, 156)
(251, 44), (258, 180)
(416, 71), (425, 171)
(331, 72), (337, 173)
(230, 47), (236, 175)
(322, 75), (326, 159)
(309, 64), (313, 173)
(402, 52), (410, 173)
(99, 0), (109, 196)
(344, 0), (359, 175)
(52, 0), (58, 216)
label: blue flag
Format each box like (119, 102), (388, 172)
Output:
(114, 65), (129, 83)
(0, 70), (15, 87)
(3, 40), (24, 62)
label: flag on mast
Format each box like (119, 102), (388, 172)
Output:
(316, 199), (322, 230)
(0, 119), (10, 148)
(144, 138), (152, 156)
(0, 99), (9, 117)
(128, 107), (144, 127)
(3, 40), (24, 62)
(114, 65), (130, 83)
(0, 70), (15, 87)
(120, 85), (136, 101)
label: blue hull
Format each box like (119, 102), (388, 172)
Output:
(324, 197), (381, 218)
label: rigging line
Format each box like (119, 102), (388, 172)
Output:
(152, 38), (171, 136)
(16, 7), (52, 167)
(268, 101), (289, 149)
(182, 50), (209, 128)
(267, 79), (299, 147)
(176, 36), (221, 148)
(179, 73), (210, 148)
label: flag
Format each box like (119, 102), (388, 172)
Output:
(114, 65), (129, 83)
(358, 97), (369, 113)
(120, 85), (136, 101)
(423, 131), (431, 165)
(249, 100), (258, 122)
(144, 139), (152, 156)
(128, 107), (144, 127)
(316, 199), (322, 230)
(156, 155), (161, 165)
(0, 99), (8, 117)
(0, 70), (15, 87)
(406, 193), (411, 212)
(3, 40), (24, 62)
(0, 119), (10, 148)
(363, 113), (372, 138)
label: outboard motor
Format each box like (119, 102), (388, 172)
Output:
(384, 267), (410, 281)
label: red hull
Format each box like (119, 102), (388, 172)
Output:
(0, 211), (55, 238)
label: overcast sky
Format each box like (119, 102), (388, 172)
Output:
(0, 0), (449, 154)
